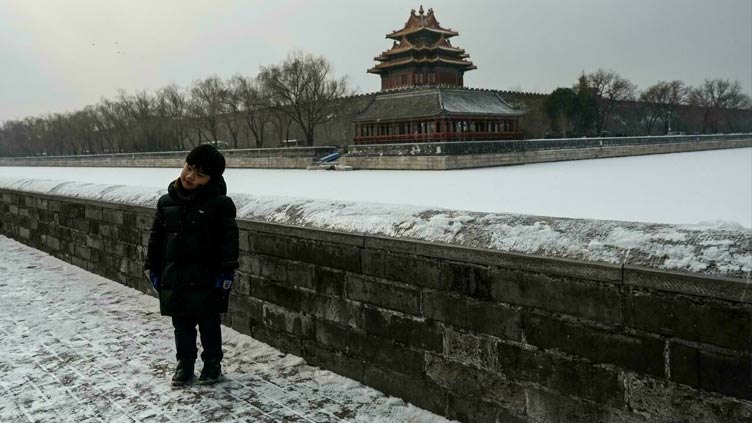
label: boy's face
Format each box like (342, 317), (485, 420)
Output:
(180, 162), (211, 190)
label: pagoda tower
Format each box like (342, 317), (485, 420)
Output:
(368, 6), (477, 90)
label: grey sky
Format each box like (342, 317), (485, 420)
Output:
(1, 0), (750, 123)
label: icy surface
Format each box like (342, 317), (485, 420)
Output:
(0, 236), (453, 423)
(1, 147), (750, 227)
(1, 174), (750, 279)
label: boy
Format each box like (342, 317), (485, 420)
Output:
(144, 144), (239, 386)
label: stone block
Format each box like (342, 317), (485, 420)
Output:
(346, 274), (420, 315)
(626, 289), (751, 351)
(302, 342), (364, 383)
(118, 228), (141, 245)
(441, 261), (494, 298)
(238, 253), (261, 276)
(423, 290), (522, 341)
(525, 388), (635, 423)
(85, 235), (102, 250)
(362, 306), (443, 353)
(491, 268), (622, 324)
(286, 261), (314, 290)
(426, 354), (526, 414)
(445, 328), (500, 370)
(363, 365), (446, 416)
(446, 395), (526, 423)
(298, 239), (361, 273)
(135, 212), (154, 230)
(301, 292), (364, 329)
(251, 278), (302, 312)
(238, 230), (251, 252)
(233, 273), (251, 296)
(314, 266), (346, 297)
(98, 224), (119, 240)
(74, 244), (91, 261)
(670, 342), (752, 400)
(102, 209), (124, 225)
(348, 331), (424, 376)
(251, 326), (302, 356)
(525, 314), (665, 377)
(84, 206), (103, 221)
(625, 265), (752, 304)
(259, 255), (289, 282)
(249, 231), (298, 260)
(121, 211), (137, 228)
(44, 235), (60, 251)
(496, 342), (626, 408)
(262, 303), (315, 339)
(314, 319), (349, 353)
(624, 372), (752, 422)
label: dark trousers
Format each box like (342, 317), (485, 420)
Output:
(171, 314), (223, 363)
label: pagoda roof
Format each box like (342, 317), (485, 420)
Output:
(376, 35), (465, 59)
(354, 87), (525, 122)
(386, 6), (459, 40)
(368, 56), (476, 74)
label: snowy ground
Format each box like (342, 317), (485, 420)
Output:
(1, 147), (750, 227)
(0, 236), (452, 423)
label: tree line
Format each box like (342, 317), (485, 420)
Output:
(544, 69), (752, 137)
(0, 52), (351, 157)
(1, 61), (750, 157)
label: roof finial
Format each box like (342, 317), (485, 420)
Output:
(419, 5), (424, 15)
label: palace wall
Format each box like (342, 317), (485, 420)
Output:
(2, 134), (749, 170)
(0, 146), (336, 168)
(1, 188), (750, 423)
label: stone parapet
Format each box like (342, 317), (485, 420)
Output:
(1, 188), (750, 422)
(341, 134), (752, 170)
(0, 146), (337, 169)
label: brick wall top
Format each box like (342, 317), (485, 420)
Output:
(1, 186), (749, 303)
(345, 133), (752, 156)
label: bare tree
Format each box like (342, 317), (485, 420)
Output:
(639, 80), (688, 135)
(220, 75), (245, 149)
(190, 75), (225, 146)
(230, 74), (270, 148)
(157, 84), (191, 150)
(97, 97), (132, 153)
(579, 69), (637, 135)
(689, 78), (752, 133)
(259, 52), (351, 146)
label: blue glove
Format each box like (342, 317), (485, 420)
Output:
(215, 271), (234, 293)
(148, 270), (160, 292)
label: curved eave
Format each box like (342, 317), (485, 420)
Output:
(369, 57), (476, 72)
(378, 45), (466, 57)
(386, 27), (459, 40)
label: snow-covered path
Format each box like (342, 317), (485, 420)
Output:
(0, 236), (451, 423)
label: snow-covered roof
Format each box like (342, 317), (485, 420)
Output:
(1, 177), (750, 280)
(354, 87), (523, 122)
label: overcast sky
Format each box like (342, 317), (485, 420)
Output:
(1, 0), (750, 123)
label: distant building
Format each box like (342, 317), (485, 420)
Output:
(353, 6), (524, 144)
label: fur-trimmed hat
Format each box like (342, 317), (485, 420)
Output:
(185, 144), (226, 177)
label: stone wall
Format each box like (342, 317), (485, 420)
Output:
(1, 189), (750, 423)
(0, 146), (337, 169)
(341, 134), (752, 170)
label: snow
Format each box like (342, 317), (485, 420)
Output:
(0, 235), (454, 422)
(0, 147), (750, 227)
(0, 148), (750, 279)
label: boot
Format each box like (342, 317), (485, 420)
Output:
(199, 360), (222, 385)
(171, 360), (194, 386)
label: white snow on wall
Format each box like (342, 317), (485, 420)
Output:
(1, 176), (750, 280)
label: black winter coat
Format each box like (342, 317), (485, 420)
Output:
(144, 176), (239, 317)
